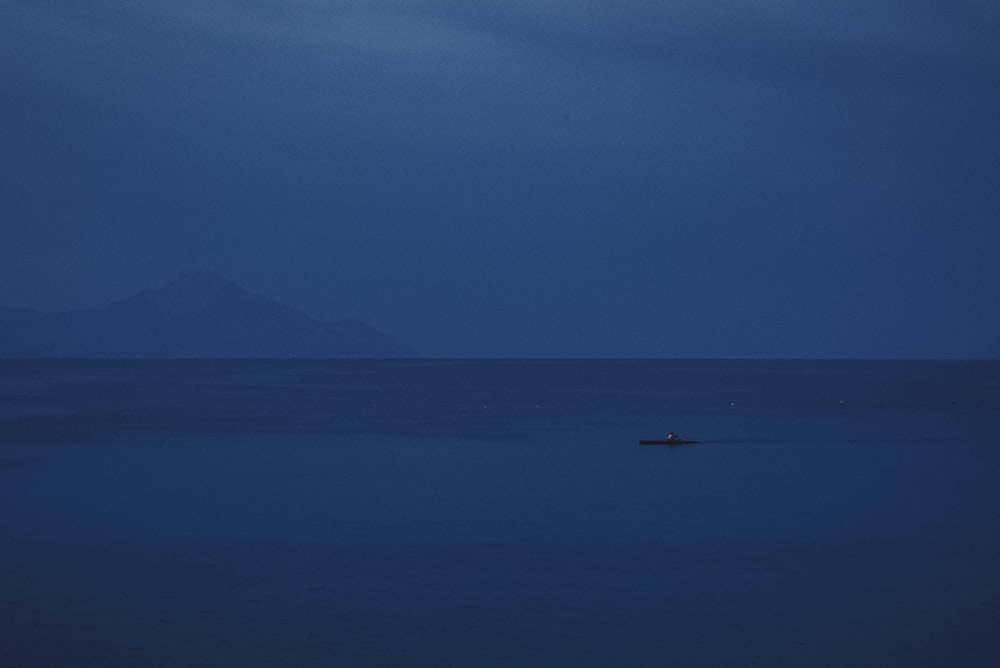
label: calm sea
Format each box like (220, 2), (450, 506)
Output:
(2, 359), (999, 667)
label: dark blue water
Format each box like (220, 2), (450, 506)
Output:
(2, 360), (999, 666)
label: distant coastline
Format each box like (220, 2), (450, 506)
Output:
(0, 270), (415, 359)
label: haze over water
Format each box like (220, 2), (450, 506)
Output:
(2, 359), (999, 666)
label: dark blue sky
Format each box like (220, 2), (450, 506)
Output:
(2, 1), (998, 357)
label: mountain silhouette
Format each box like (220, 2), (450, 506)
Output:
(0, 270), (415, 358)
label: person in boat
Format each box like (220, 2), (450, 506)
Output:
(665, 432), (680, 444)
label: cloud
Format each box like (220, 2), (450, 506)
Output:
(445, 1), (1000, 88)
(7, 0), (996, 96)
(1, 0), (997, 356)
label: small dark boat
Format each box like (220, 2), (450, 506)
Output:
(639, 439), (700, 446)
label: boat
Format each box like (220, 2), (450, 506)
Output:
(638, 439), (700, 445)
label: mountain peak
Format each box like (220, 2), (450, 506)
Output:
(0, 271), (416, 357)
(114, 270), (256, 318)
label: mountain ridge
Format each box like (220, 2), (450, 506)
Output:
(0, 271), (415, 358)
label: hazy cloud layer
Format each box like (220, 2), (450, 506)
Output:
(2, 0), (998, 356)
